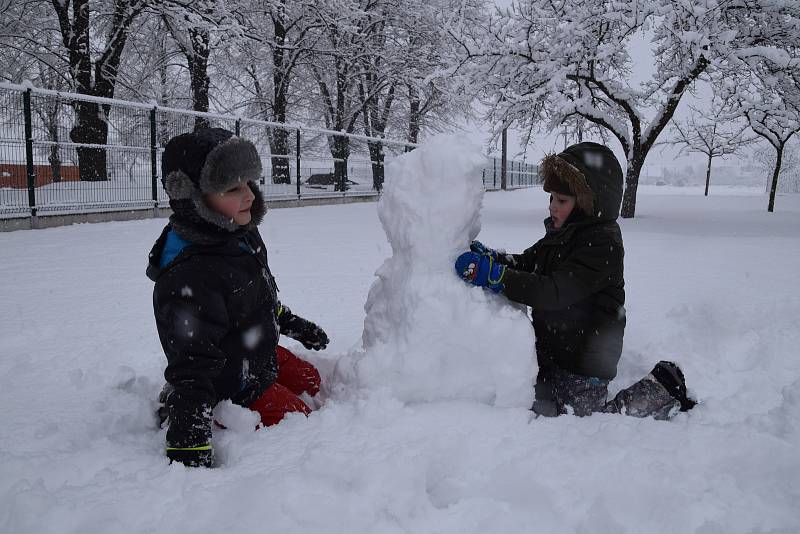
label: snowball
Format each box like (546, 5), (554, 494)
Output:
(213, 400), (260, 432)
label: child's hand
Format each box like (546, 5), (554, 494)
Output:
(454, 251), (506, 293)
(281, 314), (329, 350)
(470, 240), (499, 260)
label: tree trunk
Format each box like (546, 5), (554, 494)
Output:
(501, 128), (508, 190)
(620, 156), (643, 218)
(70, 101), (109, 181)
(408, 87), (420, 146)
(331, 135), (350, 191)
(768, 144), (783, 213)
(48, 144), (62, 183)
(44, 107), (62, 183)
(158, 58), (171, 146)
(270, 127), (291, 184)
(368, 141), (384, 191)
(704, 153), (712, 197)
(51, 0), (141, 182)
(187, 28), (210, 131)
(269, 11), (291, 184)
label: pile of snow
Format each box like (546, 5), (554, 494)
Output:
(340, 135), (534, 407)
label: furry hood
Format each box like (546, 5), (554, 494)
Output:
(540, 142), (623, 221)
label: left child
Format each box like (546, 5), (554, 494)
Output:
(146, 128), (329, 468)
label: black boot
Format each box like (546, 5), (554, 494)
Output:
(651, 361), (697, 412)
(156, 383), (174, 428)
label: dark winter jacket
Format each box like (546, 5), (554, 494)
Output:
(500, 142), (626, 380)
(147, 225), (281, 448)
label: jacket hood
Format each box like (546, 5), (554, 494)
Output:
(541, 142), (623, 222)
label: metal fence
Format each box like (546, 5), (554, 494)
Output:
(0, 82), (539, 221)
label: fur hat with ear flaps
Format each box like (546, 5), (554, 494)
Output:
(162, 127), (266, 243)
(541, 141), (624, 221)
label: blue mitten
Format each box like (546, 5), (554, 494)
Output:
(454, 251), (506, 292)
(470, 240), (498, 260)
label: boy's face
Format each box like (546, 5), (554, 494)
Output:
(549, 191), (576, 228)
(204, 181), (255, 226)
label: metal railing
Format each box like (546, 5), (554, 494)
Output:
(0, 82), (539, 221)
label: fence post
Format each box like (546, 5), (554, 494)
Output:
(501, 127), (508, 190)
(296, 128), (301, 198)
(235, 118), (240, 137)
(493, 158), (496, 189)
(23, 88), (36, 216)
(150, 107), (158, 208)
(511, 160), (515, 187)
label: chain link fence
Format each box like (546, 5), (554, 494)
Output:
(0, 82), (539, 223)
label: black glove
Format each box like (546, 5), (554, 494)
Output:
(278, 305), (329, 350)
(166, 443), (214, 468)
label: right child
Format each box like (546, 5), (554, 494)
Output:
(455, 142), (696, 419)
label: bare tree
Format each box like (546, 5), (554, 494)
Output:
(723, 46), (800, 212)
(670, 99), (755, 196)
(402, 0), (480, 145)
(754, 139), (800, 194)
(356, 1), (400, 190)
(306, 0), (383, 190)
(161, 0), (245, 130)
(1, 6), (76, 183)
(49, 0), (150, 181)
(218, 0), (322, 184)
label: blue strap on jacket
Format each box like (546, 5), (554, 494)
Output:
(159, 230), (192, 269)
(159, 229), (260, 270)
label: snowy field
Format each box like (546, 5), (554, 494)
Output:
(1, 175), (799, 532)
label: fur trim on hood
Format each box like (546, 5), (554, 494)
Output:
(540, 142), (624, 221)
(541, 154), (595, 216)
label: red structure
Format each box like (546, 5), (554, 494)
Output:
(0, 164), (81, 188)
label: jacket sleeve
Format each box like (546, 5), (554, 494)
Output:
(501, 234), (622, 311)
(503, 244), (538, 271)
(154, 263), (230, 449)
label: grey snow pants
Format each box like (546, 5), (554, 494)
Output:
(532, 363), (680, 420)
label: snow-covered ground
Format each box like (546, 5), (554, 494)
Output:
(1, 175), (799, 532)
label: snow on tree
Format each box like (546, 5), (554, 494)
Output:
(301, 0), (384, 190)
(389, 0), (477, 145)
(354, 0), (404, 191)
(47, 0), (151, 181)
(448, 0), (800, 217)
(350, 0), (478, 189)
(1, 0), (245, 180)
(216, 0), (323, 184)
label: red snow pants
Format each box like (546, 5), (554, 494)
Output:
(248, 346), (321, 427)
